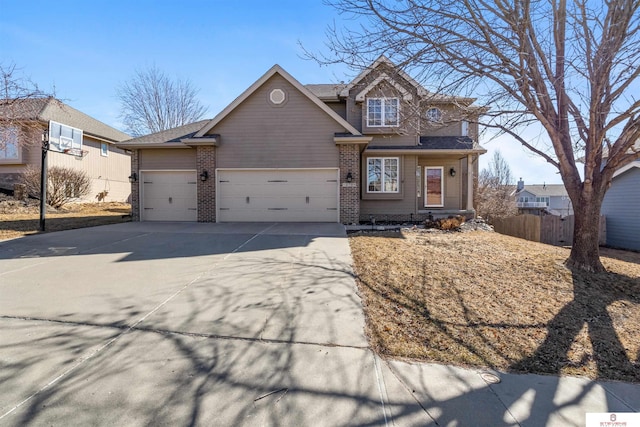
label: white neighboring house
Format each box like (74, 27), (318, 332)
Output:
(0, 97), (131, 202)
(601, 160), (640, 251)
(512, 178), (574, 217)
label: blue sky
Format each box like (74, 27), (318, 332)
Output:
(0, 0), (563, 184)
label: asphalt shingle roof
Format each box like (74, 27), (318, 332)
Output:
(118, 120), (210, 144)
(305, 84), (348, 100)
(518, 184), (568, 197)
(0, 97), (130, 142)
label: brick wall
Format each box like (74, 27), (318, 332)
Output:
(339, 144), (360, 224)
(130, 149), (140, 221)
(196, 146), (216, 222)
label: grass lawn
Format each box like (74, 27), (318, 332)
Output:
(349, 229), (640, 382)
(0, 202), (131, 241)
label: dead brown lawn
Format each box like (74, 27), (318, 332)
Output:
(349, 230), (640, 382)
(0, 202), (131, 241)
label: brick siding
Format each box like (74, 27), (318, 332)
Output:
(339, 144), (360, 224)
(196, 146), (216, 222)
(130, 149), (140, 221)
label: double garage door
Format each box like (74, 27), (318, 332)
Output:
(217, 169), (339, 222)
(141, 169), (339, 222)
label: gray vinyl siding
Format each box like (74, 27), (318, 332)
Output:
(602, 167), (640, 251)
(418, 157), (461, 210)
(210, 74), (346, 169)
(326, 102), (347, 120)
(139, 148), (196, 170)
(360, 155), (417, 215)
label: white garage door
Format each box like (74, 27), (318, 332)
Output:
(141, 171), (197, 221)
(217, 169), (339, 222)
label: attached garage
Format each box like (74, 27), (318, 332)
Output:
(141, 171), (198, 221)
(217, 169), (339, 222)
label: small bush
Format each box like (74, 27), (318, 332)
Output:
(21, 166), (91, 208)
(424, 215), (465, 231)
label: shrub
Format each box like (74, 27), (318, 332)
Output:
(21, 166), (91, 208)
(424, 215), (465, 231)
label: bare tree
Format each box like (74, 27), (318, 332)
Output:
(0, 63), (48, 151)
(316, 0), (640, 272)
(117, 66), (207, 137)
(477, 151), (517, 221)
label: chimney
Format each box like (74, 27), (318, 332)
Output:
(517, 178), (524, 192)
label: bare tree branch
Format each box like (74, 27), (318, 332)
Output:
(313, 0), (640, 272)
(117, 66), (208, 137)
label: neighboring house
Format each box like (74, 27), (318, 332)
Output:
(0, 97), (131, 202)
(513, 178), (573, 217)
(601, 161), (640, 251)
(116, 56), (486, 223)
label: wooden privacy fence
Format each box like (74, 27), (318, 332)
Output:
(492, 214), (606, 247)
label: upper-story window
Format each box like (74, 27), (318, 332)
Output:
(367, 98), (399, 127)
(101, 142), (109, 157)
(426, 107), (443, 123)
(536, 197), (550, 206)
(0, 126), (20, 162)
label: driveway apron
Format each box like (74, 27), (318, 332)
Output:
(0, 222), (403, 426)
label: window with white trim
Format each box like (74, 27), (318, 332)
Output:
(101, 142), (109, 157)
(425, 167), (444, 207)
(426, 107), (442, 123)
(367, 157), (399, 193)
(461, 120), (468, 136)
(367, 98), (399, 127)
(0, 126), (20, 162)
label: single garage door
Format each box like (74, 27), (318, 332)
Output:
(217, 169), (339, 222)
(141, 171), (197, 221)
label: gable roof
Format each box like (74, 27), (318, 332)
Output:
(340, 55), (428, 98)
(0, 97), (130, 142)
(613, 160), (640, 178)
(195, 65), (362, 138)
(338, 55), (477, 106)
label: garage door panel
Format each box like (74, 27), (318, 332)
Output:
(142, 171), (197, 221)
(217, 169), (339, 222)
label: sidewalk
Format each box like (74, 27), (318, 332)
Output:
(378, 356), (640, 426)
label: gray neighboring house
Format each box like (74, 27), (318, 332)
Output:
(117, 56), (487, 223)
(601, 161), (640, 251)
(513, 178), (574, 217)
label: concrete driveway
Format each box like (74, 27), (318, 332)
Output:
(2, 222), (637, 426)
(0, 222), (404, 426)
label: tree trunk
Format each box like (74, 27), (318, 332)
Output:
(566, 197), (605, 273)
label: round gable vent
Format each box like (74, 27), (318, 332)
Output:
(269, 88), (286, 105)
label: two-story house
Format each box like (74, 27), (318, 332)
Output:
(513, 178), (574, 217)
(116, 57), (486, 223)
(0, 97), (131, 202)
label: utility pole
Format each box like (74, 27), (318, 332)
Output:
(40, 127), (49, 231)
